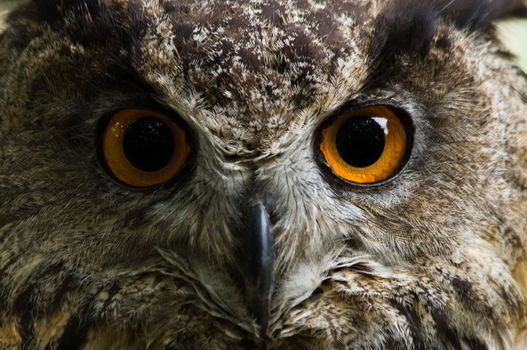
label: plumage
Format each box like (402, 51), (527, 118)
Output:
(0, 0), (526, 349)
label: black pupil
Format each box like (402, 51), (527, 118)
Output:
(123, 117), (175, 172)
(335, 116), (386, 168)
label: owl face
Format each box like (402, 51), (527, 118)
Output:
(0, 0), (526, 349)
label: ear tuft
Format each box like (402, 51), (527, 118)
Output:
(369, 1), (441, 71)
(8, 0), (106, 25)
(442, 0), (527, 30)
(5, 0), (130, 48)
(367, 0), (527, 87)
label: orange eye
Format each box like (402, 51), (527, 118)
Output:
(319, 105), (412, 185)
(101, 108), (191, 188)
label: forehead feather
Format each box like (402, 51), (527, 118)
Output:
(136, 0), (374, 112)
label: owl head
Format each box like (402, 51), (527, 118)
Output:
(0, 0), (526, 349)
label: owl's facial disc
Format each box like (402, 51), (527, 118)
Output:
(2, 0), (527, 348)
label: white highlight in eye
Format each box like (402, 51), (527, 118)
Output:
(372, 117), (389, 135)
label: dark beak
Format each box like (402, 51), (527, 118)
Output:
(243, 200), (275, 333)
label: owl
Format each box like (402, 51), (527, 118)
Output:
(0, 0), (526, 349)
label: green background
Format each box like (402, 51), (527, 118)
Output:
(1, 1), (527, 70)
(500, 20), (527, 71)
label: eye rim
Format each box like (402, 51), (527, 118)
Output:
(97, 107), (194, 189)
(315, 102), (415, 188)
